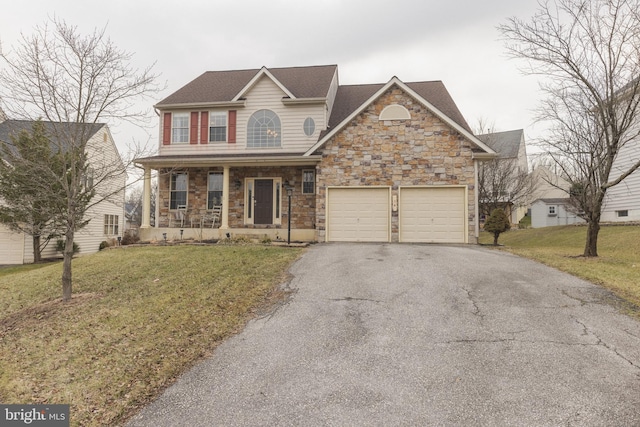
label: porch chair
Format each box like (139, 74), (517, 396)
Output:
(202, 205), (222, 228)
(169, 206), (187, 228)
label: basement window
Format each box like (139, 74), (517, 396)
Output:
(616, 210), (629, 218)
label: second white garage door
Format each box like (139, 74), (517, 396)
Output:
(399, 187), (466, 243)
(327, 187), (390, 242)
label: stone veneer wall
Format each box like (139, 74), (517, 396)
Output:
(315, 86), (478, 243)
(157, 166), (316, 231)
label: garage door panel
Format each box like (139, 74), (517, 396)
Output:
(327, 188), (390, 242)
(400, 187), (466, 243)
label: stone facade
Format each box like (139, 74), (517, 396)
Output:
(314, 87), (478, 243)
(157, 166), (316, 231)
(155, 86), (479, 243)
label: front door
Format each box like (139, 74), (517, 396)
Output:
(254, 179), (273, 224)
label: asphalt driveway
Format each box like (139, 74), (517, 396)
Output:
(126, 243), (640, 426)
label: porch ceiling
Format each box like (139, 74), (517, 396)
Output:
(135, 153), (322, 169)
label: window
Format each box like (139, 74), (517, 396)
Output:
(172, 113), (189, 143)
(104, 214), (119, 235)
(247, 109), (281, 147)
(548, 206), (556, 215)
(209, 112), (227, 142)
(207, 172), (223, 209)
(302, 170), (315, 194)
(303, 117), (315, 136)
(617, 210), (629, 217)
(170, 172), (188, 209)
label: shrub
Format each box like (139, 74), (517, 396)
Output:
(99, 241), (110, 251)
(56, 239), (80, 254)
(121, 230), (140, 246)
(484, 208), (511, 245)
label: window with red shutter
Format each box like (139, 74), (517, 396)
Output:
(228, 110), (237, 143)
(162, 112), (171, 145)
(190, 112), (198, 144)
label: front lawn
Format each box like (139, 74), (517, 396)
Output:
(0, 244), (303, 426)
(480, 225), (640, 311)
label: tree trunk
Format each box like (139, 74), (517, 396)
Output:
(32, 235), (41, 263)
(583, 220), (600, 257)
(62, 229), (74, 302)
(493, 233), (499, 245)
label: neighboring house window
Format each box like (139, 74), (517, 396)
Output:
(302, 170), (315, 194)
(617, 210), (629, 217)
(247, 109), (281, 147)
(303, 117), (315, 137)
(207, 172), (223, 209)
(548, 206), (556, 215)
(104, 214), (119, 235)
(172, 113), (189, 143)
(209, 112), (227, 142)
(170, 172), (188, 209)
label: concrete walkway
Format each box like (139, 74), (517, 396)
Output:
(126, 243), (640, 426)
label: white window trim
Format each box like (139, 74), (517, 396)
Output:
(302, 169), (315, 194)
(172, 112), (190, 144)
(170, 172), (188, 210)
(104, 214), (119, 236)
(207, 171), (223, 210)
(209, 111), (228, 143)
(244, 177), (282, 225)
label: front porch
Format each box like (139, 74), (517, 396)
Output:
(136, 156), (321, 243)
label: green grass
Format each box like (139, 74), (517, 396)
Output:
(480, 225), (640, 310)
(0, 244), (303, 426)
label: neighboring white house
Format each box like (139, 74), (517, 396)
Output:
(0, 117), (125, 264)
(601, 135), (640, 222)
(476, 129), (530, 224)
(531, 198), (585, 228)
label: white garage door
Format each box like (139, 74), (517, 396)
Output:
(400, 187), (466, 243)
(327, 187), (390, 242)
(0, 225), (25, 264)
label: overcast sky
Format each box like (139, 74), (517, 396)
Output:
(0, 0), (547, 155)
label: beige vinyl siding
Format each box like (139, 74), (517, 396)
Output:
(0, 224), (25, 264)
(159, 76), (328, 156)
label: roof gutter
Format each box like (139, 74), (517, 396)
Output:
(153, 100), (247, 110)
(135, 154), (322, 169)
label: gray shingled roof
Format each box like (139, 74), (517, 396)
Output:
(155, 64), (473, 138)
(327, 81), (472, 134)
(156, 65), (338, 106)
(476, 129), (523, 159)
(0, 120), (104, 156)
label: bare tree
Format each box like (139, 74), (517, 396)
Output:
(126, 181), (156, 228)
(500, 0), (640, 257)
(0, 18), (158, 300)
(476, 125), (538, 222)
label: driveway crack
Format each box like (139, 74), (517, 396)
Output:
(573, 318), (640, 373)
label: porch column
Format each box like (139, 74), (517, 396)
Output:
(221, 165), (230, 229)
(141, 166), (151, 229)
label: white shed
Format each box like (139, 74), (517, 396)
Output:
(531, 198), (585, 228)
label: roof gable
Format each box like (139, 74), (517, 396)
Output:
(0, 120), (104, 150)
(304, 77), (495, 156)
(156, 64), (338, 107)
(477, 129), (524, 159)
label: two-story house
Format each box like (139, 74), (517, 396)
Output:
(0, 117), (126, 264)
(135, 65), (496, 243)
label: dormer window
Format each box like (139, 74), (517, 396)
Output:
(209, 112), (227, 142)
(248, 109), (281, 148)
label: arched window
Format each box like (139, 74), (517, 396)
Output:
(247, 109), (281, 148)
